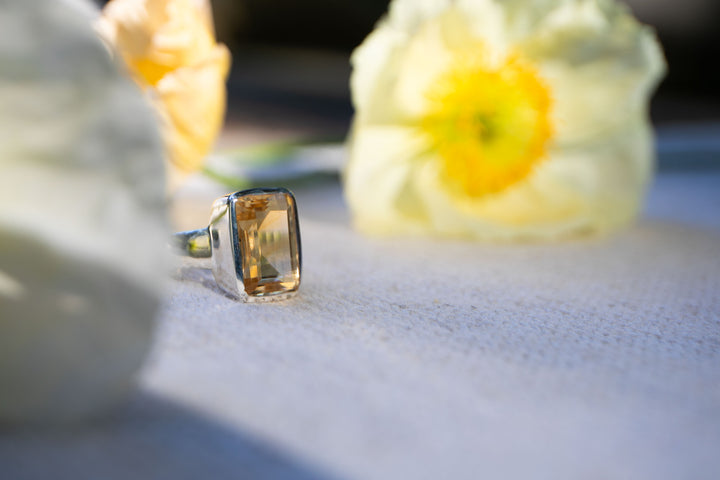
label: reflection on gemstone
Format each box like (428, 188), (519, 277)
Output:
(234, 191), (300, 297)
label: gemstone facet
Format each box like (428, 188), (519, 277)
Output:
(233, 190), (301, 299)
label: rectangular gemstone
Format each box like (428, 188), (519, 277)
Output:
(234, 191), (300, 297)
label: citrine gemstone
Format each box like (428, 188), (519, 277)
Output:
(234, 191), (301, 298)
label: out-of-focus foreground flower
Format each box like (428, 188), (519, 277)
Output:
(0, 0), (166, 423)
(345, 0), (666, 239)
(97, 0), (231, 189)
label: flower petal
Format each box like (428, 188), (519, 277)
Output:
(357, 8), (487, 124)
(522, 0), (666, 145)
(153, 43), (230, 182)
(350, 26), (407, 124)
(99, 0), (217, 85)
(345, 125), (431, 234)
(0, 0), (166, 422)
(386, 0), (453, 32)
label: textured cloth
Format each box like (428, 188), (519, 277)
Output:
(1, 167), (719, 480)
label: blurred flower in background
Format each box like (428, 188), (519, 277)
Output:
(0, 0), (166, 423)
(345, 0), (666, 240)
(97, 0), (231, 190)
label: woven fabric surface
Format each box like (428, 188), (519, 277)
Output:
(2, 167), (719, 480)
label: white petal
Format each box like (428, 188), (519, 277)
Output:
(351, 26), (407, 123)
(523, 0), (666, 145)
(345, 125), (431, 234)
(392, 13), (457, 119)
(455, 0), (511, 50)
(386, 0), (453, 33)
(0, 0), (165, 423)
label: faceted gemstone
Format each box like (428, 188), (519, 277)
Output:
(234, 191), (300, 297)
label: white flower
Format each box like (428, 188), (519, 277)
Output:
(0, 0), (166, 422)
(345, 0), (666, 239)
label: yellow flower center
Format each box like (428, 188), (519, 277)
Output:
(421, 49), (553, 198)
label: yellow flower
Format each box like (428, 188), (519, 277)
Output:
(97, 0), (231, 188)
(345, 0), (666, 239)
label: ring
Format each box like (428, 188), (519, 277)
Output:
(173, 188), (301, 302)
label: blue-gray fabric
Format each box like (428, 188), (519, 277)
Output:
(2, 148), (719, 480)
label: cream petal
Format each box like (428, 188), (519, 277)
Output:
(351, 26), (408, 124)
(386, 0), (453, 33)
(352, 9), (460, 125)
(459, 0), (576, 41)
(345, 125), (431, 234)
(392, 16), (454, 119)
(353, 3), (508, 125)
(522, 0), (666, 145)
(352, 0), (454, 99)
(455, 0), (510, 52)
(392, 8), (495, 120)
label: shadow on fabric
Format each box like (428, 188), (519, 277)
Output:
(0, 391), (338, 480)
